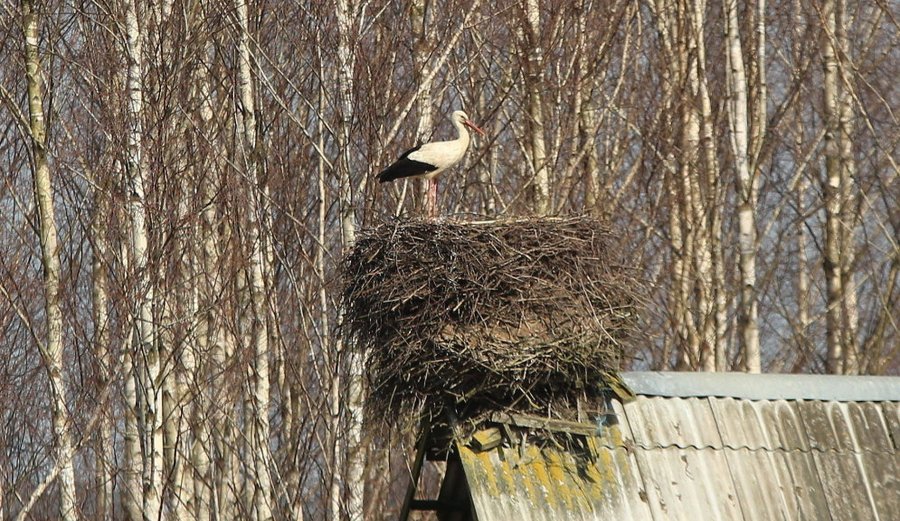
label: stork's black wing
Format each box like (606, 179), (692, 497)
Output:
(377, 145), (438, 183)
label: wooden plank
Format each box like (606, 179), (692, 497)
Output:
(398, 422), (430, 521)
(470, 427), (503, 451)
(490, 412), (597, 436)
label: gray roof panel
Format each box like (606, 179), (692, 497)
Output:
(622, 371), (900, 402)
(632, 447), (743, 521)
(813, 451), (880, 520)
(625, 396), (723, 449)
(883, 402), (900, 450)
(797, 401), (896, 453)
(722, 449), (830, 520)
(708, 397), (810, 451)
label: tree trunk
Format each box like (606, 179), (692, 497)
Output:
(22, 2), (78, 518)
(312, 75), (331, 521)
(694, 13), (727, 370)
(686, 0), (716, 372)
(195, 30), (228, 521)
(91, 188), (113, 520)
(336, 0), (357, 248)
(122, 335), (142, 521)
(523, 0), (549, 215)
(821, 0), (844, 373)
(575, 0), (601, 216)
(836, 0), (859, 373)
(725, 0), (761, 372)
(123, 0), (165, 515)
(790, 0), (811, 372)
(234, 0), (274, 517)
(411, 0), (437, 217)
(335, 2), (365, 519)
(795, 175), (811, 367)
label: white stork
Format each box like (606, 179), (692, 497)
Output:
(378, 110), (485, 215)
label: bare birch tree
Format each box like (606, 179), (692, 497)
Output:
(234, 0), (275, 518)
(121, 0), (166, 516)
(834, 0), (860, 374)
(822, 0), (846, 373)
(21, 1), (78, 518)
(522, 0), (549, 215)
(650, 0), (719, 370)
(90, 175), (114, 521)
(334, 2), (366, 519)
(412, 0), (437, 217)
(724, 0), (761, 372)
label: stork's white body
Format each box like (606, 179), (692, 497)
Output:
(407, 131), (471, 180)
(377, 110), (485, 184)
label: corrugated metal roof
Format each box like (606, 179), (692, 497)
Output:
(621, 371), (900, 402)
(625, 396), (724, 449)
(456, 373), (900, 521)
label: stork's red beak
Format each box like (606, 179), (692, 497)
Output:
(465, 119), (486, 136)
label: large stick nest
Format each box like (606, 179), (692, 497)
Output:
(342, 217), (643, 423)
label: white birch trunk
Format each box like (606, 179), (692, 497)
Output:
(165, 198), (195, 518)
(580, 107), (600, 214)
(821, 0), (844, 373)
(344, 352), (366, 521)
(313, 64), (347, 521)
(750, 0), (767, 171)
(193, 164), (217, 516)
(234, 0), (274, 518)
(651, 1), (694, 367)
(724, 0), (761, 372)
(335, 2), (365, 519)
(91, 189), (114, 520)
(668, 171), (693, 368)
(123, 0), (165, 515)
(153, 3), (194, 514)
(123, 346), (143, 520)
(692, 9), (727, 370)
(411, 0), (436, 217)
(211, 302), (238, 519)
(796, 176), (811, 361)
(192, 35), (224, 521)
(575, 0), (601, 215)
(680, 27), (703, 369)
(336, 0), (357, 248)
(750, 0), (766, 365)
(704, 66), (728, 372)
(680, 105), (703, 368)
(159, 237), (185, 518)
(22, 2), (78, 518)
(836, 0), (859, 373)
(524, 0), (549, 215)
(686, 0), (716, 371)
(791, 0), (811, 367)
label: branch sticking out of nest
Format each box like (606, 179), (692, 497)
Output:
(342, 217), (643, 426)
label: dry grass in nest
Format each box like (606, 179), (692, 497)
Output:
(341, 216), (643, 426)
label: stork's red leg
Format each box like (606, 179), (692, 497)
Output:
(423, 178), (438, 218)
